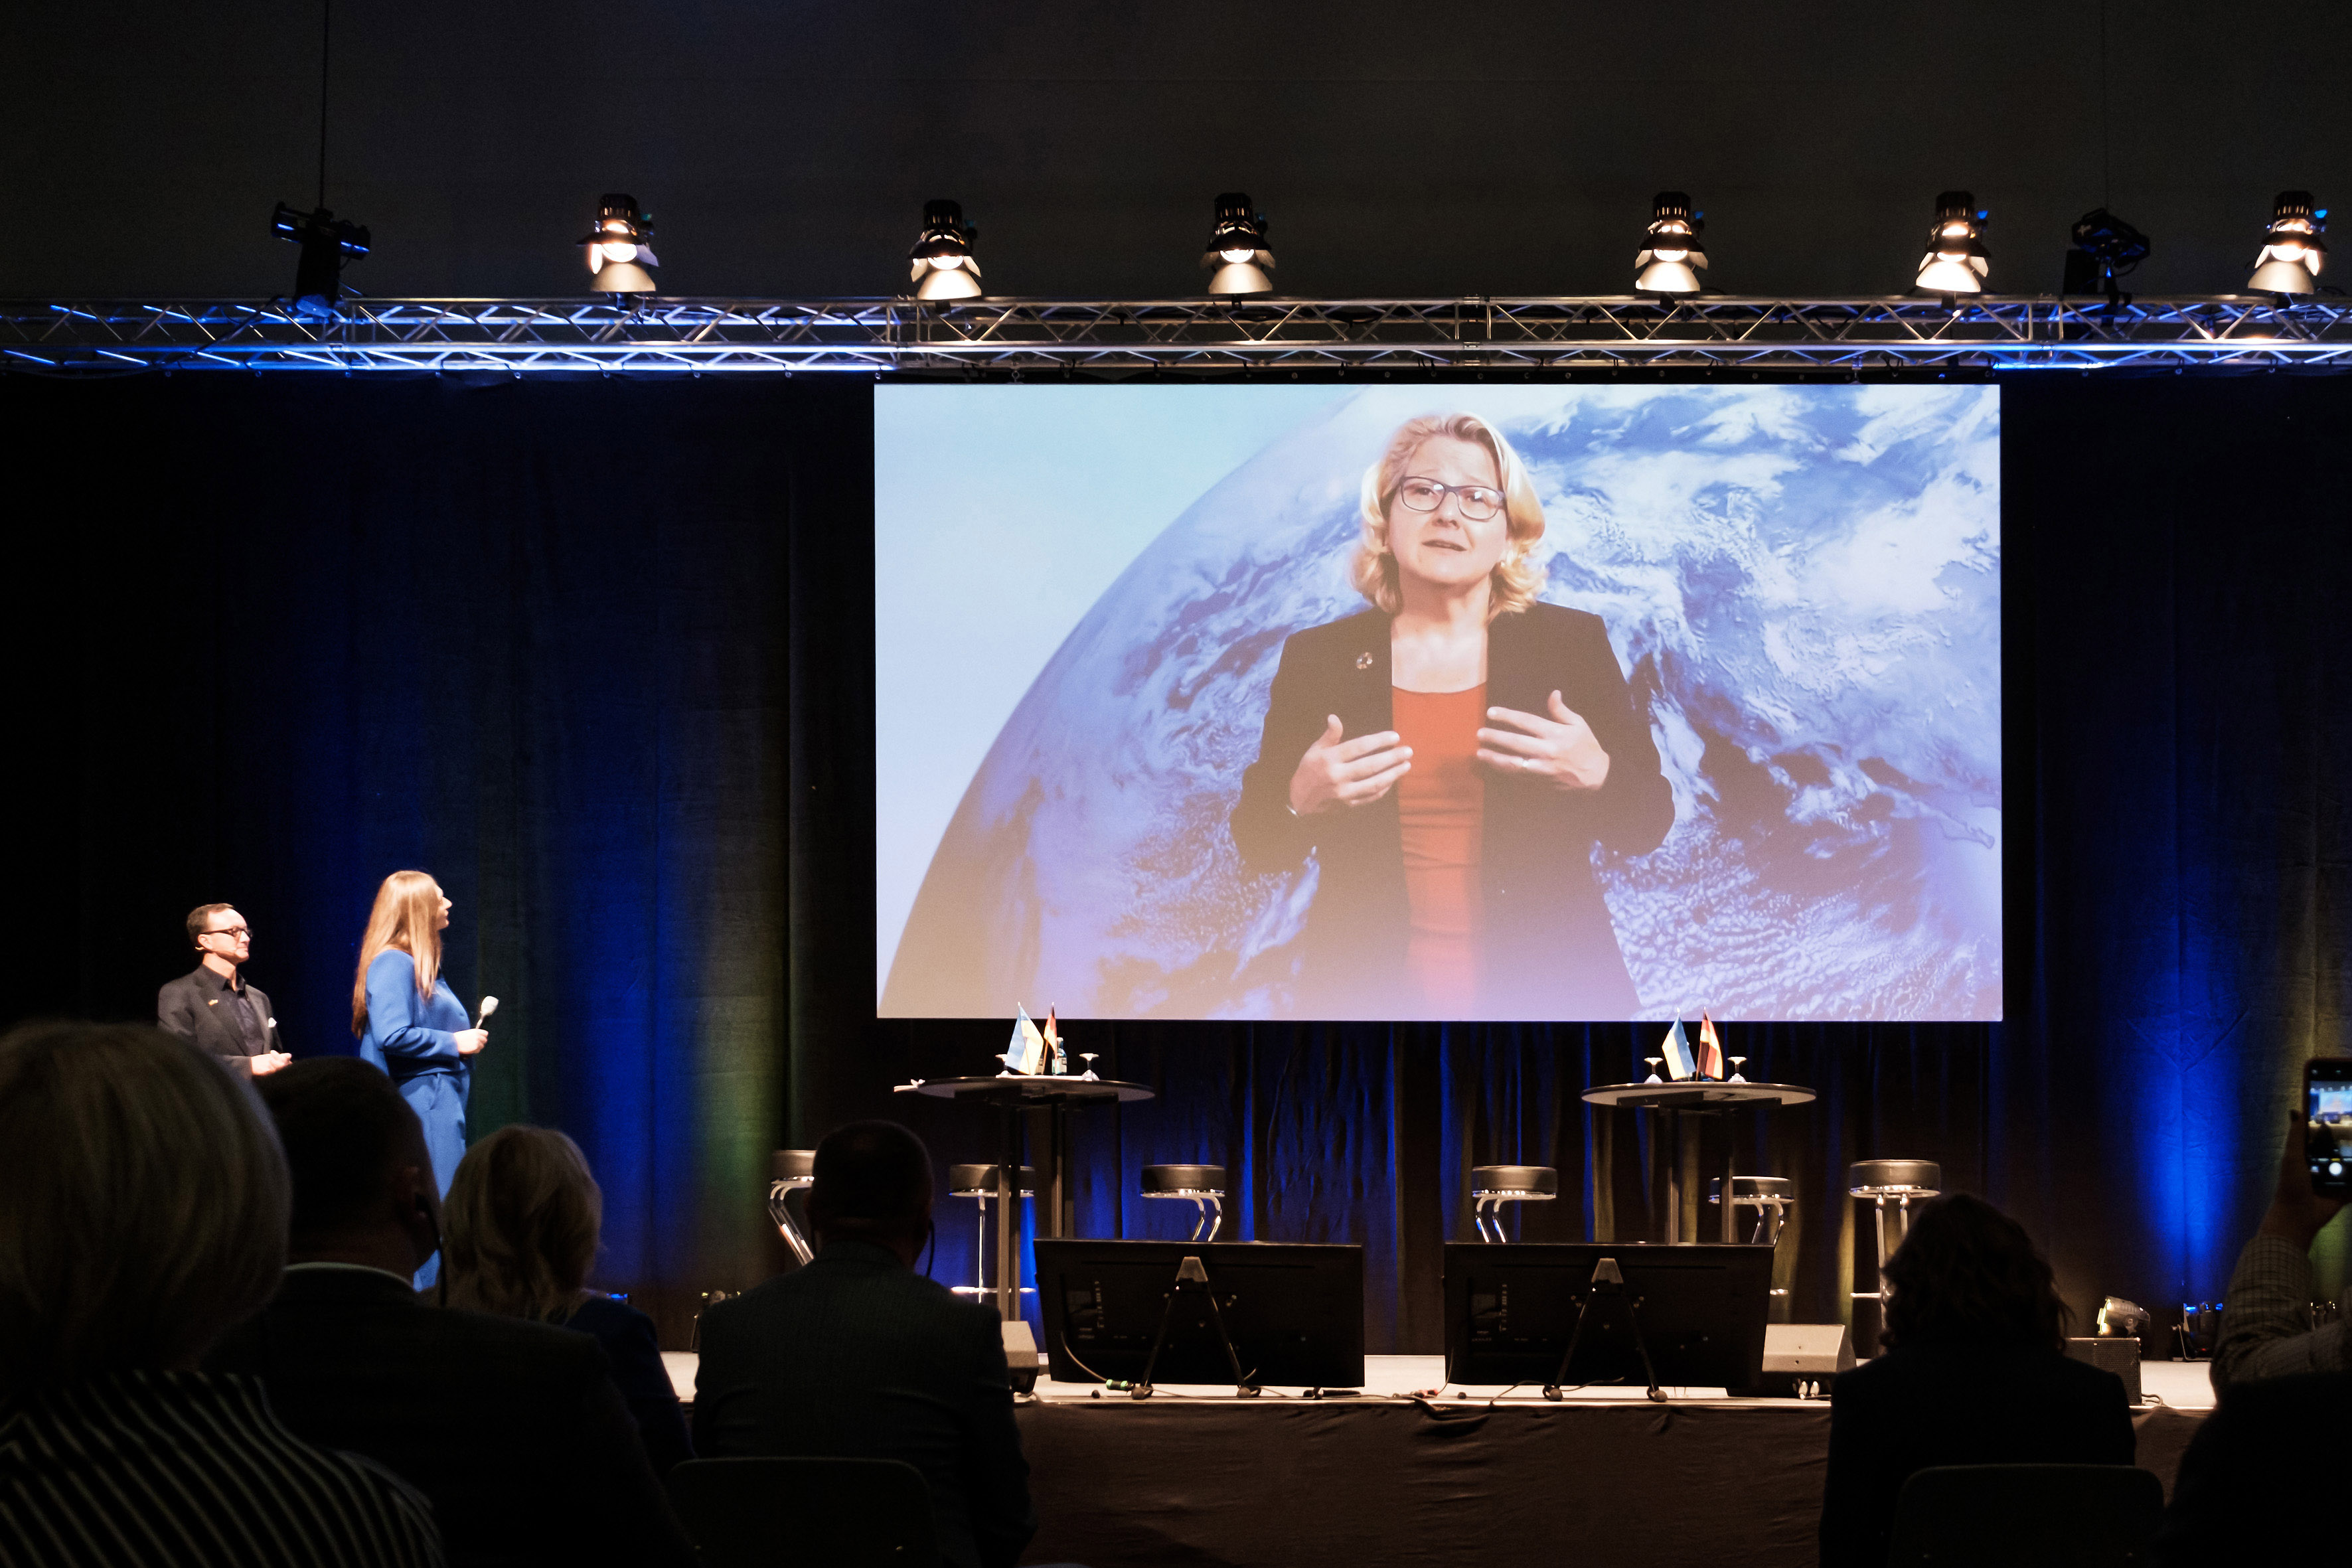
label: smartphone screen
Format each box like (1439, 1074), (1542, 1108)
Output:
(2307, 1059), (2352, 1197)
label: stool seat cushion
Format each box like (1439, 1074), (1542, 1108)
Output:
(1848, 1158), (1942, 1194)
(947, 1162), (1036, 1196)
(1140, 1163), (1227, 1195)
(771, 1148), (816, 1184)
(1708, 1175), (1795, 1201)
(1469, 1164), (1559, 1198)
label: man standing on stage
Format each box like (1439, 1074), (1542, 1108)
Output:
(159, 902), (291, 1077)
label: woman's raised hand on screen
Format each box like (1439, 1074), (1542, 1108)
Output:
(1478, 690), (1611, 791)
(1288, 714), (1412, 815)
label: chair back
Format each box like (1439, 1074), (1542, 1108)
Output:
(1886, 1464), (2162, 1567)
(666, 1456), (938, 1567)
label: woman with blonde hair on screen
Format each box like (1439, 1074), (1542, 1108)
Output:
(1229, 411), (1674, 1020)
(435, 1125), (693, 1475)
(353, 869), (487, 1287)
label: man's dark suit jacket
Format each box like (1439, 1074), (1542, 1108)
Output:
(694, 1241), (1036, 1568)
(1818, 1341), (2136, 1568)
(2153, 1368), (2339, 1563)
(158, 963), (283, 1075)
(1231, 602), (1674, 1019)
(206, 1265), (695, 1568)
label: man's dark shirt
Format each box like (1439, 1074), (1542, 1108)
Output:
(694, 1241), (1037, 1568)
(206, 1265), (695, 1568)
(158, 963), (279, 1073)
(1818, 1341), (2135, 1568)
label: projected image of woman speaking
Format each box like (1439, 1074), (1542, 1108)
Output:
(1229, 412), (1674, 1019)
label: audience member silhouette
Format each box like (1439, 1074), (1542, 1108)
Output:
(205, 1058), (694, 1568)
(0, 1022), (443, 1567)
(2154, 1107), (2347, 1563)
(695, 1119), (1038, 1568)
(433, 1125), (692, 1475)
(1817, 1193), (2134, 1568)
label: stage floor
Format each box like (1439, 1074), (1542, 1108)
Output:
(663, 1352), (2214, 1567)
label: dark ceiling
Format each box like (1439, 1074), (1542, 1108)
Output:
(7, 0), (2343, 302)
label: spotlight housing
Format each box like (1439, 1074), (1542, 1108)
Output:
(1202, 193), (1275, 296)
(1634, 191), (1707, 297)
(1914, 191), (1990, 297)
(2248, 190), (2328, 297)
(579, 194), (659, 295)
(2063, 209), (2151, 309)
(270, 202), (370, 317)
(909, 199), (983, 301)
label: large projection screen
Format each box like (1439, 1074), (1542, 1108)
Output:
(876, 384), (2000, 1023)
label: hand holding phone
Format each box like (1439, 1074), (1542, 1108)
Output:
(2306, 1058), (2352, 1200)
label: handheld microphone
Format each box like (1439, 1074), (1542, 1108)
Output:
(474, 995), (499, 1028)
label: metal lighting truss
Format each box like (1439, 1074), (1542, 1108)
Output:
(6, 295), (2351, 374)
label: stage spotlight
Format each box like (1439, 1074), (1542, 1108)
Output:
(2063, 208), (2150, 308)
(909, 199), (983, 301)
(579, 194), (659, 295)
(1634, 192), (1708, 297)
(1202, 193), (1275, 296)
(2248, 190), (2328, 297)
(270, 202), (370, 316)
(1913, 191), (1990, 297)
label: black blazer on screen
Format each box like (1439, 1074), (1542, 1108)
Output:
(1230, 601), (1674, 1020)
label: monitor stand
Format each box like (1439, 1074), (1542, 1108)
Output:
(1133, 1254), (1261, 1399)
(1543, 1257), (1667, 1403)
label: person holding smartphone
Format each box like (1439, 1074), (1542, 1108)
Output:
(2205, 1087), (2351, 1393)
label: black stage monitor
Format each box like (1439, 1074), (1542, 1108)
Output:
(1443, 1242), (1774, 1389)
(1034, 1239), (1364, 1389)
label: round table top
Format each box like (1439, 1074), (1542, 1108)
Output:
(1581, 1080), (1816, 1109)
(893, 1074), (1156, 1107)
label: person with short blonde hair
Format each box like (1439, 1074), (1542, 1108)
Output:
(0, 1022), (443, 1566)
(1230, 410), (1674, 1020)
(437, 1126), (694, 1474)
(352, 870), (488, 1288)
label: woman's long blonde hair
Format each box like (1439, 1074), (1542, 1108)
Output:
(350, 870), (445, 1036)
(438, 1125), (602, 1324)
(1350, 411), (1547, 620)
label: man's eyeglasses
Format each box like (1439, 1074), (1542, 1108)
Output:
(1395, 477), (1504, 522)
(202, 927), (252, 941)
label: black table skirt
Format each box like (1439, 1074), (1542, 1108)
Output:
(1015, 1397), (2207, 1567)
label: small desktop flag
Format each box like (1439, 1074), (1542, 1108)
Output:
(1002, 1006), (1048, 1075)
(1661, 1019), (1696, 1081)
(1697, 1010), (1724, 1079)
(1044, 1008), (1066, 1075)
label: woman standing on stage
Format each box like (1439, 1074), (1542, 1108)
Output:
(1229, 411), (1674, 1020)
(352, 869), (487, 1286)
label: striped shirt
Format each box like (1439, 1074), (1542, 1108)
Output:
(0, 1370), (443, 1568)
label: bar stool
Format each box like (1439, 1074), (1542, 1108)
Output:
(1140, 1163), (1225, 1241)
(949, 1163), (1035, 1300)
(1470, 1165), (1557, 1241)
(1849, 1158), (1942, 1351)
(767, 1149), (816, 1265)
(1707, 1174), (1796, 1245)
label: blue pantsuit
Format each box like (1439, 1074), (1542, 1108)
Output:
(357, 947), (473, 1289)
